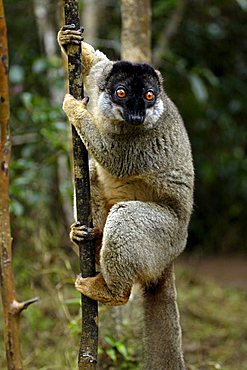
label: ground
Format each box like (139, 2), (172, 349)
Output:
(0, 254), (247, 369)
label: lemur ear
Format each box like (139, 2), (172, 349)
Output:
(98, 62), (114, 91)
(155, 70), (164, 86)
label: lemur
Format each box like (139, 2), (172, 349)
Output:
(58, 25), (194, 370)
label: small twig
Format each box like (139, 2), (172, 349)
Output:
(10, 297), (40, 315)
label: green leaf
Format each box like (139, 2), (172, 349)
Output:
(116, 342), (129, 359)
(105, 335), (116, 347)
(106, 348), (117, 362)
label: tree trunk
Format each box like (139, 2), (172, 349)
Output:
(63, 1), (98, 369)
(0, 2), (38, 369)
(0, 2), (23, 368)
(81, 0), (98, 46)
(121, 0), (151, 63)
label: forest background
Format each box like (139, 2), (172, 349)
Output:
(1, 0), (247, 369)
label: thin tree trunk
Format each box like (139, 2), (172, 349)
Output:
(121, 0), (151, 63)
(0, 2), (38, 369)
(63, 1), (98, 369)
(81, 0), (98, 46)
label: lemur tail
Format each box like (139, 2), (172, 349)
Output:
(142, 263), (186, 370)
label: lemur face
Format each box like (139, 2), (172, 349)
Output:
(104, 61), (161, 126)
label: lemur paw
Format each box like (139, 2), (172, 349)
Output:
(70, 221), (101, 245)
(62, 93), (75, 114)
(63, 93), (89, 116)
(58, 24), (84, 47)
(75, 273), (130, 306)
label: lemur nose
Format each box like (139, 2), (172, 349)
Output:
(126, 114), (145, 125)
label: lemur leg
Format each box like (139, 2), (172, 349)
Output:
(75, 273), (131, 306)
(71, 222), (130, 306)
(75, 201), (187, 306)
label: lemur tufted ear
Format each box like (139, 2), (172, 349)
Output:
(155, 69), (164, 86)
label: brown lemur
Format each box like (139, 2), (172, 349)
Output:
(58, 25), (194, 370)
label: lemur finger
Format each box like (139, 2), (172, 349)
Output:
(62, 30), (82, 37)
(62, 24), (83, 32)
(82, 96), (90, 105)
(62, 24), (84, 36)
(60, 33), (83, 44)
(71, 228), (90, 238)
(60, 25), (83, 45)
(70, 223), (102, 242)
(71, 235), (84, 242)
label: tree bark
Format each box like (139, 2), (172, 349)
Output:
(81, 0), (98, 46)
(63, 1), (98, 369)
(0, 2), (38, 369)
(121, 0), (151, 63)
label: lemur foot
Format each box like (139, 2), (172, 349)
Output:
(75, 273), (131, 306)
(70, 222), (102, 245)
(59, 24), (84, 47)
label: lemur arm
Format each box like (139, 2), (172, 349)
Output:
(62, 94), (109, 162)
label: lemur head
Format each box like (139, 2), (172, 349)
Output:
(98, 61), (165, 128)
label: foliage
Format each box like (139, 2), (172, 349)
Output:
(152, 0), (247, 252)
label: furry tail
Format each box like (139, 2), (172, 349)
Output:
(143, 263), (186, 370)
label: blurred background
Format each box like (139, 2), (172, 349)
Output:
(1, 0), (247, 369)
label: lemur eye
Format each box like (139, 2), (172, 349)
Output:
(116, 87), (127, 99)
(145, 90), (155, 101)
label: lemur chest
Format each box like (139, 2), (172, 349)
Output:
(96, 163), (151, 209)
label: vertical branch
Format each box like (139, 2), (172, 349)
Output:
(0, 2), (22, 369)
(81, 0), (98, 46)
(121, 0), (151, 63)
(0, 2), (38, 369)
(63, 1), (98, 369)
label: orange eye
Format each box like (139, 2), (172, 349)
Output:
(145, 90), (155, 101)
(116, 88), (127, 98)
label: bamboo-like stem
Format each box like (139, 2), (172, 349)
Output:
(63, 1), (98, 369)
(121, 0), (151, 63)
(0, 2), (38, 369)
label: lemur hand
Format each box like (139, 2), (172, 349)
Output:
(58, 24), (84, 50)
